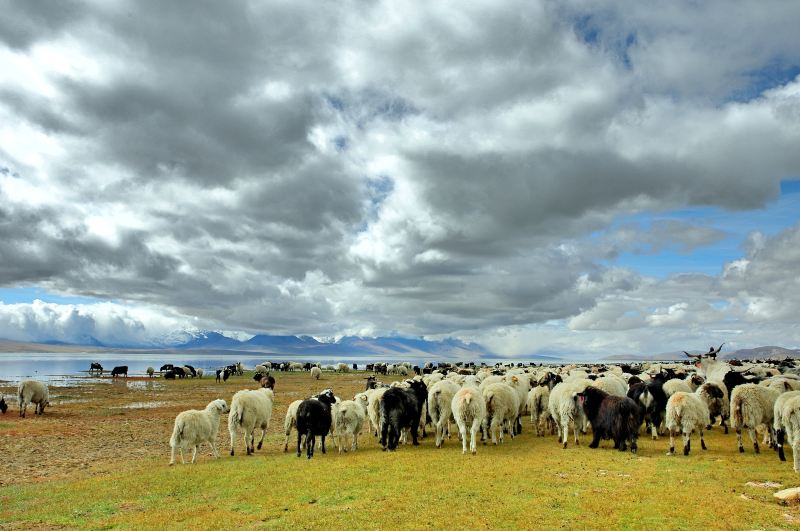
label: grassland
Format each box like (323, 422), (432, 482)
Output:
(1, 371), (799, 530)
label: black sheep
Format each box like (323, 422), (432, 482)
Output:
(627, 381), (668, 439)
(296, 389), (337, 459)
(578, 386), (641, 453)
(0, 396), (7, 414)
(163, 370), (176, 380)
(380, 379), (428, 451)
(110, 365), (128, 378)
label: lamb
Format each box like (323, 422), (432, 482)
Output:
(427, 379), (460, 448)
(332, 400), (365, 452)
(380, 379), (428, 451)
(228, 388), (274, 456)
(731, 382), (785, 453)
(577, 386), (640, 452)
(169, 398), (229, 465)
(482, 382), (520, 445)
(664, 391), (710, 456)
(548, 379), (592, 448)
(311, 366), (322, 380)
(773, 391), (800, 462)
(296, 389), (337, 458)
(451, 385), (487, 455)
(17, 380), (49, 418)
(777, 395), (800, 471)
(527, 385), (553, 436)
(283, 399), (304, 452)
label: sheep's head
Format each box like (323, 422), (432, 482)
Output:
(317, 389), (336, 405)
(213, 399), (229, 413)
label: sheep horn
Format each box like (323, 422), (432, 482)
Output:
(683, 351), (701, 359)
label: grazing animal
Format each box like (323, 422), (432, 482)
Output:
(18, 380), (49, 417)
(380, 380), (428, 451)
(183, 365), (197, 377)
(283, 399), (304, 452)
(146, 367), (155, 377)
(111, 366), (128, 378)
(427, 379), (460, 448)
(527, 385), (554, 436)
(731, 383), (785, 453)
(482, 382), (520, 445)
(311, 366), (322, 380)
(451, 385), (487, 455)
(548, 379), (592, 448)
(627, 381), (668, 439)
(228, 388), (274, 456)
(89, 362), (103, 374)
(215, 368), (232, 382)
(296, 389), (337, 458)
(777, 395), (800, 471)
(164, 370), (176, 380)
(773, 391), (800, 462)
(196, 368), (204, 379)
(169, 399), (229, 465)
(665, 391), (711, 456)
(0, 396), (8, 414)
(577, 386), (641, 453)
(332, 400), (366, 452)
(696, 382), (728, 432)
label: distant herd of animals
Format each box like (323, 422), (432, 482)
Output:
(7, 344), (800, 472)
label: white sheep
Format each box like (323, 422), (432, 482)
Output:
(731, 383), (785, 454)
(502, 373), (531, 434)
(17, 380), (49, 418)
(527, 385), (552, 436)
(289, 362), (304, 371)
(592, 374), (627, 397)
(311, 366), (322, 380)
(169, 398), (229, 465)
(332, 400), (365, 452)
(482, 382), (520, 445)
(196, 368), (204, 378)
(767, 378), (800, 392)
(548, 379), (591, 448)
(254, 364), (268, 374)
(367, 387), (389, 437)
(665, 391), (710, 456)
(146, 366), (155, 377)
(337, 363), (350, 373)
(695, 382), (728, 432)
(773, 390), (800, 463)
(662, 378), (693, 397)
(428, 379), (460, 448)
(451, 385), (486, 455)
(283, 399), (304, 452)
(228, 388), (274, 456)
(778, 395), (800, 471)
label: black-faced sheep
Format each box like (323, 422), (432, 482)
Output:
(627, 381), (668, 439)
(296, 389), (337, 458)
(169, 398), (229, 465)
(18, 380), (49, 417)
(665, 391), (710, 456)
(380, 379), (428, 451)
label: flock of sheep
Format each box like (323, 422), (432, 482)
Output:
(8, 348), (800, 474)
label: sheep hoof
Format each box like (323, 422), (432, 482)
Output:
(738, 446), (744, 453)
(701, 440), (707, 450)
(562, 442), (567, 449)
(169, 461), (175, 466)
(257, 442), (263, 450)
(667, 451), (673, 456)
(230, 450), (234, 456)
(651, 436), (657, 441)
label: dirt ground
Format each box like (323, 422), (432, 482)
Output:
(0, 371), (368, 487)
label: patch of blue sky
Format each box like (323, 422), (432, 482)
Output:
(598, 179), (800, 278)
(728, 63), (800, 103)
(0, 287), (105, 305)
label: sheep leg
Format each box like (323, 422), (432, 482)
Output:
(700, 429), (707, 450)
(191, 445), (198, 464)
(736, 427), (744, 453)
(352, 431), (359, 451)
(722, 416), (729, 434)
(307, 434), (315, 459)
(683, 432), (690, 456)
(561, 420), (570, 448)
(435, 420), (443, 448)
(169, 445), (177, 465)
(777, 429), (787, 461)
(459, 423), (468, 454)
(297, 430), (303, 457)
(749, 428), (759, 454)
(469, 419), (480, 455)
(230, 426), (237, 456)
(257, 428), (266, 451)
(588, 431), (601, 449)
(793, 441), (800, 473)
(490, 418), (499, 444)
(573, 421), (581, 446)
(179, 446), (186, 465)
(321, 435), (327, 454)
(667, 429), (676, 455)
(411, 423), (420, 446)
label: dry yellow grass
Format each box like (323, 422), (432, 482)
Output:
(2, 371), (800, 529)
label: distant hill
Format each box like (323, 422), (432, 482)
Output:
(720, 346), (800, 360)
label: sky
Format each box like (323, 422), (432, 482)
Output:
(1, 1), (799, 358)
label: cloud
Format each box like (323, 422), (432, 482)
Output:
(0, 1), (799, 352)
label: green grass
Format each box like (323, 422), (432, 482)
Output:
(2, 426), (799, 529)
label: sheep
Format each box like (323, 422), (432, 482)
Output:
(196, 368), (204, 379)
(380, 379), (428, 451)
(111, 365), (128, 378)
(427, 379), (460, 448)
(367, 387), (389, 437)
(482, 382), (520, 445)
(17, 380), (49, 418)
(254, 364), (268, 375)
(332, 400), (366, 452)
(169, 399), (229, 465)
(627, 381), (668, 439)
(296, 389), (337, 458)
(665, 391), (710, 456)
(0, 396), (7, 414)
(662, 378), (693, 398)
(777, 395), (800, 471)
(289, 362), (304, 372)
(228, 388), (274, 456)
(502, 373), (531, 434)
(283, 399), (304, 452)
(89, 362), (103, 374)
(451, 385), (487, 455)
(767, 378), (800, 392)
(548, 379), (591, 448)
(337, 363), (350, 373)
(577, 386), (641, 453)
(773, 391), (800, 462)
(527, 385), (553, 436)
(731, 383), (785, 453)
(592, 374), (627, 397)
(311, 366), (322, 380)
(695, 382), (728, 431)
(146, 367), (155, 377)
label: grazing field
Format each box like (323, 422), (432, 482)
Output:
(1, 371), (800, 529)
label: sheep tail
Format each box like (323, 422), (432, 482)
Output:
(171, 418), (184, 446)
